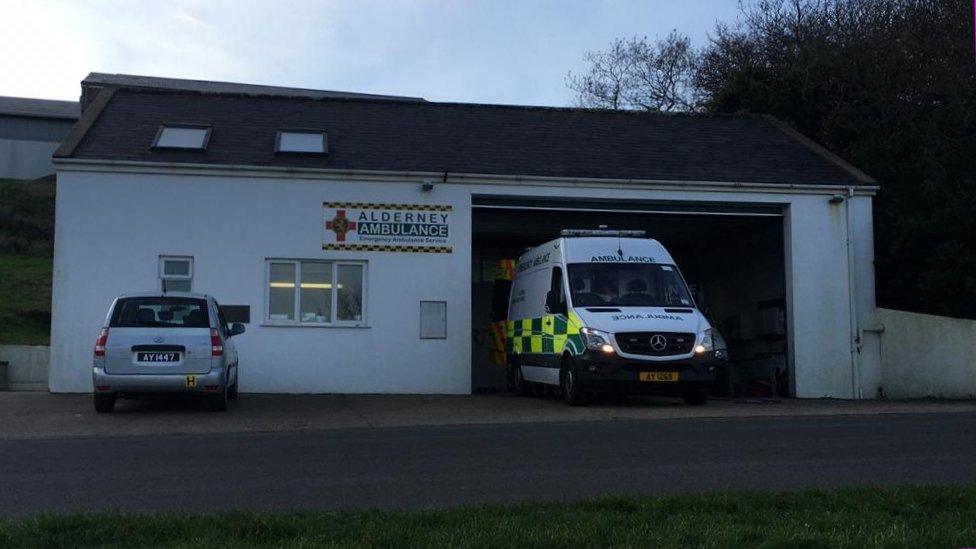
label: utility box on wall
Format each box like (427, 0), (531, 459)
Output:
(420, 301), (447, 339)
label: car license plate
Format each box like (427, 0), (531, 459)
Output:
(137, 352), (180, 363)
(639, 371), (679, 382)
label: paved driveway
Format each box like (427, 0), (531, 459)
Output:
(0, 391), (973, 439)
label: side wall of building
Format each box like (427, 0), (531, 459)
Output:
(852, 195), (883, 398)
(51, 169), (877, 397)
(0, 139), (61, 179)
(0, 115), (76, 179)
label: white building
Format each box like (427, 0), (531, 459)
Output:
(50, 74), (883, 398)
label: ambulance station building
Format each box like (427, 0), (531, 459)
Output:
(50, 74), (882, 398)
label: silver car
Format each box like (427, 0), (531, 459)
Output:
(92, 292), (244, 413)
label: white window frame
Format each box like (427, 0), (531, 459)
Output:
(264, 259), (367, 327)
(159, 256), (193, 292)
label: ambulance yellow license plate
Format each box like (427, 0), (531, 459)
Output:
(639, 372), (679, 382)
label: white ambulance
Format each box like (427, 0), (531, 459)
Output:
(505, 229), (723, 405)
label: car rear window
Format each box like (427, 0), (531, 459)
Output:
(110, 297), (210, 328)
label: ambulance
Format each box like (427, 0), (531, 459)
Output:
(505, 229), (723, 405)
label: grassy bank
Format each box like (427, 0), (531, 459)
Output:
(0, 177), (54, 257)
(0, 255), (52, 345)
(1, 485), (973, 548)
(0, 178), (55, 345)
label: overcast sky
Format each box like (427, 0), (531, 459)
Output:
(1, 0), (741, 106)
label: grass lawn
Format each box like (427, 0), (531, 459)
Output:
(0, 485), (973, 548)
(0, 178), (54, 257)
(0, 255), (52, 345)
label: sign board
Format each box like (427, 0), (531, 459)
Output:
(323, 202), (453, 253)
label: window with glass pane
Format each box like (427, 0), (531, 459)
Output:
(336, 264), (364, 321)
(163, 259), (190, 276)
(159, 256), (192, 292)
(300, 262), (332, 323)
(277, 131), (326, 153)
(268, 262), (296, 320)
(163, 279), (191, 292)
(154, 126), (210, 149)
(266, 260), (366, 324)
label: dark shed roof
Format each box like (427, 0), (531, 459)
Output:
(0, 96), (79, 120)
(81, 73), (425, 110)
(58, 79), (873, 186)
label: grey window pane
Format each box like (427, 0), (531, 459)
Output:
(156, 126), (208, 149)
(163, 259), (190, 276)
(278, 132), (325, 153)
(163, 279), (191, 292)
(337, 264), (363, 321)
(269, 263), (296, 320)
(300, 262), (332, 323)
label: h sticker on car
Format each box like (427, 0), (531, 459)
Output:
(185, 375), (197, 388)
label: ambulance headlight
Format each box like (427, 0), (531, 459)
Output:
(580, 327), (614, 353)
(695, 329), (714, 354)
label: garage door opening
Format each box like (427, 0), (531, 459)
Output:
(471, 198), (790, 398)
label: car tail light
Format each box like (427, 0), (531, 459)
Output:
(94, 328), (109, 358)
(211, 329), (223, 357)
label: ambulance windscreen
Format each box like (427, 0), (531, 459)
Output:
(568, 264), (693, 308)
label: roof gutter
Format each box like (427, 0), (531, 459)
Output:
(51, 157), (880, 196)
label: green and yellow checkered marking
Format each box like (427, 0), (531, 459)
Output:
(506, 311), (584, 356)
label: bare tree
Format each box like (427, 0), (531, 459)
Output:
(567, 31), (700, 112)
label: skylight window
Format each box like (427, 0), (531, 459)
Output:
(276, 130), (327, 154)
(152, 125), (211, 150)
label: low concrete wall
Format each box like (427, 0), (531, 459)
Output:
(879, 308), (976, 399)
(0, 345), (49, 391)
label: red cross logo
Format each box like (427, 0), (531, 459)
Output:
(326, 210), (357, 242)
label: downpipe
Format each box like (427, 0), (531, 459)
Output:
(845, 186), (862, 399)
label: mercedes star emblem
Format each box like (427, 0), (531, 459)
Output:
(649, 334), (667, 351)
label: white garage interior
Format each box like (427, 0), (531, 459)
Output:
(471, 196), (788, 397)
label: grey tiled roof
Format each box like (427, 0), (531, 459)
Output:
(62, 86), (872, 186)
(0, 96), (79, 119)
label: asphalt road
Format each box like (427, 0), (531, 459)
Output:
(2, 412), (974, 515)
